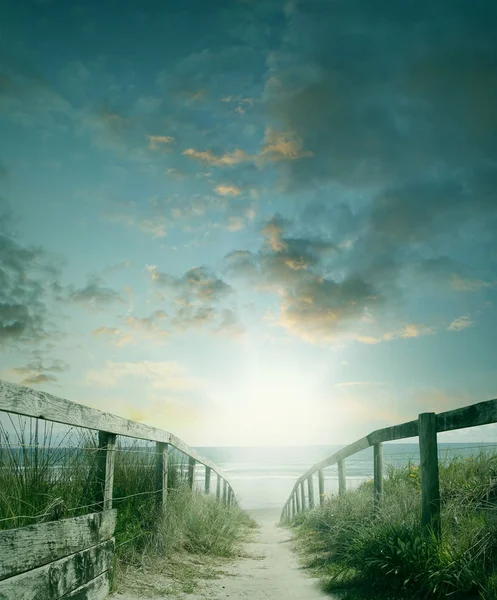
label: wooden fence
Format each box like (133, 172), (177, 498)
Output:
(281, 398), (497, 538)
(0, 380), (237, 599)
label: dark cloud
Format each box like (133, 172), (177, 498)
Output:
(148, 264), (242, 335)
(0, 40), (71, 124)
(65, 277), (125, 309)
(265, 0), (497, 190)
(9, 358), (69, 385)
(225, 214), (380, 342)
(0, 201), (58, 344)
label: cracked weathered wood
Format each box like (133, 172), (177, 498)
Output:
(0, 511), (116, 581)
(95, 432), (116, 511)
(62, 570), (110, 599)
(0, 539), (114, 600)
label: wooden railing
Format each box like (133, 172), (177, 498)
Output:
(0, 379), (237, 511)
(281, 398), (497, 538)
(0, 380), (238, 598)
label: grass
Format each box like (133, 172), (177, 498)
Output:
(288, 453), (497, 600)
(0, 414), (256, 592)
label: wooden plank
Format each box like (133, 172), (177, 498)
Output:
(307, 475), (315, 508)
(436, 398), (497, 433)
(204, 466), (211, 495)
(296, 485), (301, 513)
(0, 380), (227, 479)
(61, 570), (110, 600)
(155, 442), (169, 511)
(371, 420), (419, 444)
(0, 539), (114, 600)
(318, 470), (325, 506)
(291, 494), (296, 518)
(0, 511), (116, 581)
(373, 442), (383, 508)
(95, 432), (116, 511)
(216, 474), (221, 500)
(338, 460), (346, 495)
(419, 413), (441, 539)
(222, 479), (227, 503)
(300, 481), (306, 510)
(187, 456), (195, 490)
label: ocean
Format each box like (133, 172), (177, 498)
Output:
(195, 443), (497, 510)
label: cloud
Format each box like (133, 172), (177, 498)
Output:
(226, 217), (246, 232)
(215, 184), (242, 196)
(448, 316), (473, 332)
(225, 214), (382, 343)
(258, 128), (313, 163)
(450, 274), (495, 292)
(147, 264), (241, 334)
(264, 1), (497, 191)
(6, 358), (69, 385)
(86, 360), (198, 391)
(66, 277), (125, 310)
(148, 135), (175, 149)
(103, 212), (168, 238)
(0, 43), (72, 125)
(125, 310), (170, 341)
(92, 326), (132, 347)
(182, 148), (251, 167)
(0, 200), (59, 344)
(183, 130), (313, 172)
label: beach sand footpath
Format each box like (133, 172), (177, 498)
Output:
(111, 508), (331, 599)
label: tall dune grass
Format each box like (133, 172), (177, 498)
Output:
(289, 453), (497, 600)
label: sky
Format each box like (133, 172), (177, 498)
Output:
(1, 0), (496, 447)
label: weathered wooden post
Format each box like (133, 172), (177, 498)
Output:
(204, 466), (211, 495)
(155, 442), (169, 511)
(291, 493), (296, 518)
(296, 486), (301, 513)
(318, 469), (325, 506)
(95, 431), (117, 511)
(419, 412), (441, 539)
(307, 475), (315, 508)
(338, 459), (346, 495)
(216, 473), (221, 500)
(300, 481), (306, 510)
(188, 456), (195, 490)
(373, 442), (383, 509)
(223, 479), (228, 503)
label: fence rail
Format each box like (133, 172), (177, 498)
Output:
(281, 397), (497, 537)
(0, 379), (237, 512)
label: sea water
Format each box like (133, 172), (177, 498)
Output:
(195, 443), (497, 510)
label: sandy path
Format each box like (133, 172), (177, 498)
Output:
(111, 508), (330, 600)
(196, 508), (329, 600)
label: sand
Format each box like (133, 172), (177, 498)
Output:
(111, 508), (331, 599)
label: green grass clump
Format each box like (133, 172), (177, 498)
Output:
(289, 453), (497, 600)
